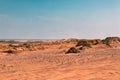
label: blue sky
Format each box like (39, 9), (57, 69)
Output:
(0, 0), (120, 39)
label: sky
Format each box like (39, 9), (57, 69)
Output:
(0, 0), (120, 39)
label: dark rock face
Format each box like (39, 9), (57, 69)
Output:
(102, 37), (120, 46)
(66, 47), (78, 53)
(76, 39), (102, 47)
(76, 40), (92, 47)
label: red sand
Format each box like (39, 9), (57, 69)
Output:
(0, 37), (120, 80)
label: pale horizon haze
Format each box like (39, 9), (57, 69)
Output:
(0, 0), (120, 39)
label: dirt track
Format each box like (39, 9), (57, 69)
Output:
(0, 48), (120, 80)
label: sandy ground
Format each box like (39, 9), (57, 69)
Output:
(0, 48), (120, 80)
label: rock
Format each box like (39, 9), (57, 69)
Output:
(3, 49), (16, 54)
(89, 39), (102, 45)
(66, 47), (78, 53)
(102, 37), (120, 46)
(66, 37), (120, 54)
(76, 40), (92, 48)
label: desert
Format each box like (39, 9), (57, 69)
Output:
(0, 37), (120, 80)
(1, 0), (120, 80)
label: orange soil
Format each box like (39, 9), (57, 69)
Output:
(0, 38), (120, 80)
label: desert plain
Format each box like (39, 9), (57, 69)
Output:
(0, 37), (120, 80)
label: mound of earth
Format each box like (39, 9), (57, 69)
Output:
(76, 39), (102, 47)
(67, 37), (120, 53)
(102, 37), (120, 46)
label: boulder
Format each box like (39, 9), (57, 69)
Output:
(66, 47), (78, 53)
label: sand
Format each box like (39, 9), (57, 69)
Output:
(0, 48), (120, 80)
(0, 37), (120, 80)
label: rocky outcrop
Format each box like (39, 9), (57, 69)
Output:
(66, 47), (79, 53)
(102, 37), (120, 46)
(66, 37), (120, 53)
(76, 39), (102, 47)
(0, 37), (119, 54)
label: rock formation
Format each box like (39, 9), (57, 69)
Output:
(66, 37), (120, 53)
